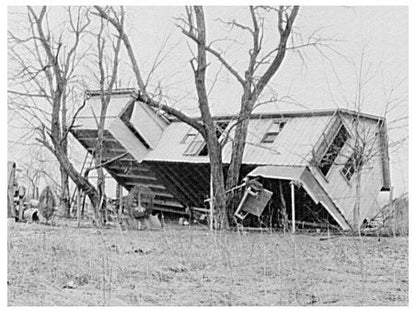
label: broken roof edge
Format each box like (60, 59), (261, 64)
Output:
(164, 107), (386, 123)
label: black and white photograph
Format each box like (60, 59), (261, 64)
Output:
(5, 1), (410, 307)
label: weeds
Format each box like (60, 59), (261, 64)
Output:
(7, 219), (408, 306)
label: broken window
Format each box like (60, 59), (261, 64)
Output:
(318, 124), (350, 176)
(261, 120), (286, 143)
(183, 121), (230, 156)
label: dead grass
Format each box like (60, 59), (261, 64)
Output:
(7, 218), (408, 306)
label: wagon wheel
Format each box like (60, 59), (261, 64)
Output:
(38, 186), (56, 223)
(125, 185), (155, 218)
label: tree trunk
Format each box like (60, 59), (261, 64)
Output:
(206, 132), (228, 229)
(60, 85), (71, 217)
(60, 167), (70, 217)
(279, 180), (289, 232)
(353, 169), (362, 234)
(225, 97), (255, 223)
(192, 6), (229, 229)
(226, 117), (250, 190)
(52, 144), (101, 216)
(95, 127), (106, 225)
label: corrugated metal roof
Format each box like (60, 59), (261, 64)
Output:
(144, 115), (332, 166)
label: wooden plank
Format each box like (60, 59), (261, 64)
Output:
(106, 159), (140, 166)
(122, 179), (166, 187)
(147, 185), (168, 192)
(291, 181), (296, 233)
(86, 148), (135, 159)
(152, 206), (187, 215)
(116, 173), (157, 181)
(153, 192), (175, 200)
(77, 188), (81, 228)
(77, 136), (119, 144)
(106, 165), (150, 176)
(153, 198), (183, 207)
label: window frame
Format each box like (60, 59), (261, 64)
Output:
(317, 123), (350, 177)
(183, 135), (206, 156)
(341, 154), (355, 182)
(180, 128), (198, 144)
(182, 120), (231, 156)
(261, 120), (286, 144)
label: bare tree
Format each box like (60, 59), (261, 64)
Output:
(94, 5), (305, 229)
(90, 15), (123, 224)
(19, 148), (61, 200)
(181, 6), (300, 223)
(312, 47), (407, 233)
(8, 6), (103, 221)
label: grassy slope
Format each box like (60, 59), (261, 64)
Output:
(7, 220), (408, 306)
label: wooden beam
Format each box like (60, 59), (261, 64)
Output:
(116, 183), (121, 214)
(147, 185), (168, 191)
(77, 188), (82, 228)
(152, 206), (187, 215)
(106, 165), (150, 176)
(153, 192), (176, 200)
(107, 159), (139, 166)
(210, 171), (213, 231)
(153, 199), (184, 209)
(78, 137), (119, 144)
(86, 148), (134, 159)
(290, 181), (296, 234)
(123, 179), (166, 187)
(116, 173), (157, 181)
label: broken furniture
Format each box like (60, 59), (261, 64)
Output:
(234, 180), (273, 221)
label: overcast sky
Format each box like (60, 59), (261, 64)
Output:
(6, 5), (408, 196)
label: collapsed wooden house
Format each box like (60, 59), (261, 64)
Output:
(71, 89), (391, 230)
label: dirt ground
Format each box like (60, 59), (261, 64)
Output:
(7, 219), (408, 306)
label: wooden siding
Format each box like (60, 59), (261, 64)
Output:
(129, 101), (168, 149)
(310, 115), (385, 225)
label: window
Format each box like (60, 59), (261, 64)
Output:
(341, 155), (355, 181)
(261, 120), (286, 143)
(183, 138), (206, 156)
(182, 121), (230, 156)
(215, 121), (229, 139)
(318, 124), (350, 176)
(341, 151), (363, 181)
(181, 128), (198, 144)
